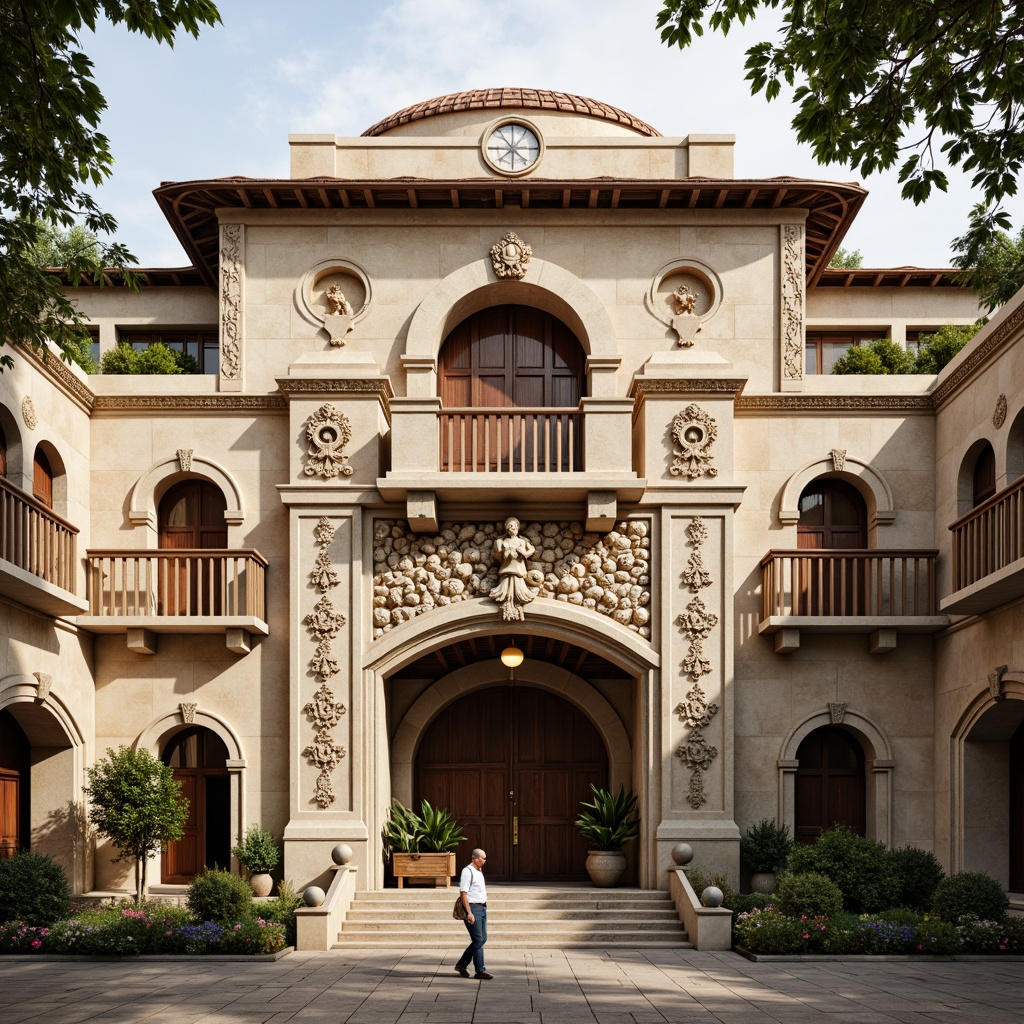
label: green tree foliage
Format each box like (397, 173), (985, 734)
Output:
(912, 323), (982, 373)
(953, 203), (1024, 311)
(84, 745), (190, 902)
(231, 824), (280, 875)
(828, 247), (863, 269)
(0, 851), (71, 926)
(0, 1), (221, 371)
(101, 342), (199, 374)
(657, 2), (1024, 301)
(831, 325), (982, 375)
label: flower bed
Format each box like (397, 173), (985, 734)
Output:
(734, 906), (1024, 956)
(0, 905), (288, 956)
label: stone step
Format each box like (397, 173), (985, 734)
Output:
(344, 908), (681, 922)
(332, 935), (693, 949)
(353, 888), (671, 902)
(341, 918), (685, 934)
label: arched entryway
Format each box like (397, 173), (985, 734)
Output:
(0, 709), (30, 858)
(416, 686), (608, 882)
(794, 725), (866, 843)
(1012, 720), (1024, 892)
(161, 727), (231, 883)
(157, 480), (228, 615)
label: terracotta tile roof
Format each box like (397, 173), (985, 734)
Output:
(362, 88), (661, 138)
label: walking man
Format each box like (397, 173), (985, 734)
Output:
(454, 848), (491, 979)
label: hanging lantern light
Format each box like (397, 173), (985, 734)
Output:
(500, 644), (524, 669)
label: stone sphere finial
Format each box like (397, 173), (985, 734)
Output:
(670, 842), (694, 866)
(701, 886), (724, 908)
(303, 885), (326, 907)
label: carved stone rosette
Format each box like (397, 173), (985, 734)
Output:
(490, 232), (532, 280)
(670, 404), (719, 480)
(994, 394), (1008, 428)
(21, 396), (37, 430)
(675, 682), (720, 810)
(682, 516), (711, 592)
(780, 224), (804, 386)
(219, 224), (243, 384)
(303, 517), (347, 808)
(304, 403), (354, 479)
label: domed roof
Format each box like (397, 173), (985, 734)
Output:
(362, 87), (661, 138)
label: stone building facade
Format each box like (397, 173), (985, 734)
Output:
(3, 88), (1018, 899)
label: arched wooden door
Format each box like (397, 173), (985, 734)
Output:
(416, 687), (607, 882)
(161, 727), (231, 883)
(973, 443), (997, 506)
(794, 726), (866, 843)
(797, 479), (868, 614)
(0, 422), (8, 477)
(32, 448), (53, 507)
(439, 305), (585, 472)
(157, 481), (228, 615)
(0, 710), (30, 859)
(1010, 720), (1024, 892)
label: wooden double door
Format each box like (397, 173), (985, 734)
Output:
(0, 710), (30, 860)
(794, 726), (866, 843)
(415, 687), (607, 882)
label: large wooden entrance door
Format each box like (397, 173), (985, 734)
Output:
(794, 726), (866, 843)
(415, 687), (607, 882)
(0, 710), (30, 859)
(158, 481), (228, 615)
(161, 727), (231, 883)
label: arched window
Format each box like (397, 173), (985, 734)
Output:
(32, 447), (53, 507)
(797, 479), (867, 549)
(795, 726), (866, 843)
(157, 481), (228, 614)
(161, 727), (231, 883)
(972, 442), (996, 506)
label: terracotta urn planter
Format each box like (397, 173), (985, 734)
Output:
(392, 851), (455, 888)
(585, 849), (627, 888)
(249, 872), (273, 897)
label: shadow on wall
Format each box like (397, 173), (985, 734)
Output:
(34, 798), (91, 890)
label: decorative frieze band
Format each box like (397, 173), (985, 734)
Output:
(780, 224), (804, 390)
(219, 223), (243, 390)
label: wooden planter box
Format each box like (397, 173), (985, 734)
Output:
(392, 852), (456, 888)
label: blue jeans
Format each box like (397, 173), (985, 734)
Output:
(456, 903), (487, 974)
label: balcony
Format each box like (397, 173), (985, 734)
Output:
(759, 549), (946, 653)
(78, 549), (269, 654)
(439, 407), (582, 473)
(0, 476), (86, 617)
(942, 477), (1024, 615)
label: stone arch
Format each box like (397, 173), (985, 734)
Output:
(779, 455), (896, 531)
(949, 673), (1024, 880)
(777, 706), (894, 847)
(403, 258), (620, 398)
(957, 437), (997, 516)
(1005, 403), (1024, 486)
(0, 401), (24, 481)
(33, 438), (69, 515)
(128, 453), (245, 535)
(135, 706), (247, 877)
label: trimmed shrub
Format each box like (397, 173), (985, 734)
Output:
(733, 907), (811, 954)
(776, 871), (843, 919)
(685, 866), (737, 909)
(956, 915), (1024, 953)
(0, 851), (71, 926)
(186, 868), (253, 924)
(789, 825), (900, 913)
(729, 892), (774, 917)
(100, 343), (199, 375)
(931, 871), (1009, 925)
(741, 818), (793, 872)
(820, 911), (872, 954)
(888, 846), (945, 911)
(258, 880), (301, 946)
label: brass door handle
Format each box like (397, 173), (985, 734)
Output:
(513, 815), (519, 845)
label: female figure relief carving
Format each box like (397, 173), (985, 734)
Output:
(490, 517), (540, 621)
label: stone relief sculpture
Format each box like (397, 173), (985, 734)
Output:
(994, 394), (1008, 428)
(180, 702), (197, 724)
(371, 520), (652, 639)
(780, 224), (804, 383)
(679, 597), (718, 681)
(490, 517), (543, 621)
(831, 448), (847, 472)
(303, 516), (347, 809)
(670, 284), (702, 347)
(324, 284), (355, 347)
(177, 449), (194, 473)
(676, 682), (720, 810)
(490, 231), (532, 280)
(21, 396), (37, 430)
(828, 702), (848, 725)
(304, 403), (355, 479)
(219, 224), (243, 381)
(682, 517), (712, 591)
(670, 404), (719, 479)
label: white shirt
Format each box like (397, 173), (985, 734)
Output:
(459, 864), (487, 903)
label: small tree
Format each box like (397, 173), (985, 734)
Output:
(85, 745), (189, 903)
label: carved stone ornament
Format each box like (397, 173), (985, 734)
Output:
(324, 281), (355, 347)
(489, 516), (543, 621)
(989, 664), (1009, 701)
(831, 448), (847, 473)
(303, 682), (347, 810)
(180, 702), (197, 724)
(670, 404), (719, 480)
(678, 597), (719, 681)
(32, 671), (52, 702)
(490, 232), (532, 280)
(304, 403), (354, 478)
(21, 396), (37, 430)
(314, 516), (337, 546)
(220, 224), (242, 381)
(828, 701), (848, 725)
(372, 519), (652, 639)
(994, 394), (1008, 428)
(310, 547), (341, 593)
(781, 224), (804, 382)
(686, 517), (709, 548)
(670, 285), (702, 347)
(177, 448), (194, 473)
(305, 595), (346, 641)
(682, 550), (711, 592)
(676, 682), (720, 810)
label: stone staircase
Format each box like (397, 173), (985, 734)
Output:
(333, 885), (692, 948)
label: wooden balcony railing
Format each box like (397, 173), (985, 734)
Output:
(86, 549), (267, 620)
(949, 475), (1024, 592)
(439, 407), (582, 473)
(0, 475), (78, 593)
(761, 549), (939, 619)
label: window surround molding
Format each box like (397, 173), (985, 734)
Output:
(779, 455), (896, 529)
(129, 453), (244, 534)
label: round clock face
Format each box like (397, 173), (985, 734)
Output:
(485, 122), (540, 174)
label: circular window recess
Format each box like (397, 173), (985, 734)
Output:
(481, 117), (544, 177)
(647, 259), (723, 330)
(295, 258), (372, 332)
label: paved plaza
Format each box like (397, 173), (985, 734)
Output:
(3, 949), (1024, 1024)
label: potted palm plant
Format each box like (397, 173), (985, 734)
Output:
(575, 784), (640, 887)
(231, 824), (280, 896)
(740, 818), (793, 893)
(383, 799), (466, 888)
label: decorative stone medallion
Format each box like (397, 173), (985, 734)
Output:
(490, 232), (532, 280)
(304, 403), (354, 478)
(21, 396), (37, 430)
(994, 394), (1008, 428)
(670, 404), (719, 479)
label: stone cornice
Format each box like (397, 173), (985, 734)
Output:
(17, 345), (94, 413)
(735, 394), (934, 413)
(91, 394), (287, 412)
(629, 378), (748, 398)
(931, 303), (1024, 409)
(277, 377), (394, 418)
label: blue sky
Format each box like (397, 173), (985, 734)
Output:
(83, 0), (1018, 268)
